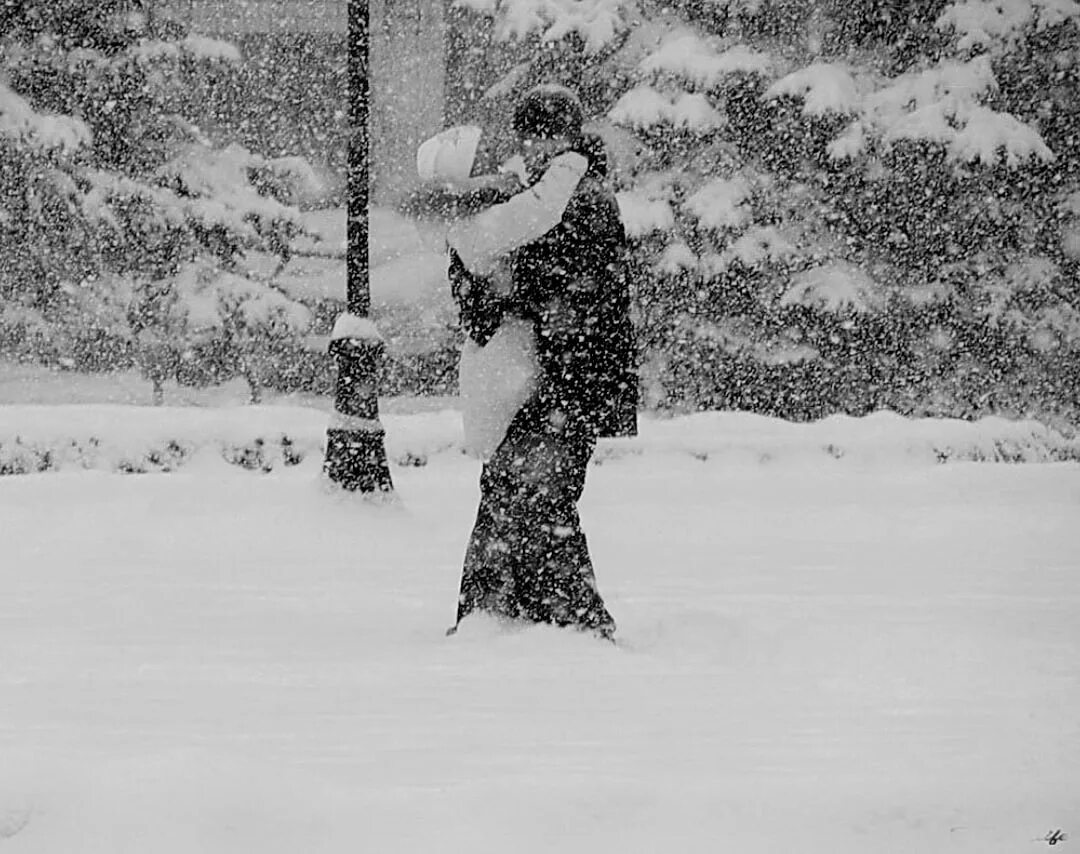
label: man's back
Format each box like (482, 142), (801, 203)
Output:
(511, 170), (638, 438)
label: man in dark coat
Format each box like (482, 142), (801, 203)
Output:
(450, 85), (638, 641)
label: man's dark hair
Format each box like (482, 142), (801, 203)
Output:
(512, 84), (584, 141)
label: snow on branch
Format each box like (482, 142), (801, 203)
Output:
(170, 262), (311, 340)
(823, 56), (997, 158)
(949, 106), (1055, 166)
(937, 0), (1080, 52)
(216, 271), (311, 333)
(541, 3), (623, 50)
(670, 93), (726, 132)
(882, 101), (960, 146)
(722, 226), (796, 269)
(880, 100), (1054, 167)
(264, 156), (324, 197)
(699, 235), (796, 277)
(174, 262), (224, 332)
(82, 170), (190, 230)
(615, 191), (675, 237)
(181, 35), (243, 63)
(250, 154), (326, 206)
(641, 34), (771, 89)
(656, 241), (698, 274)
(156, 144), (304, 238)
(1062, 190), (1080, 217)
(130, 36), (242, 63)
(0, 83), (91, 153)
(867, 56), (999, 117)
(330, 313), (384, 342)
(781, 262), (883, 314)
(1030, 302), (1080, 349)
(609, 86), (724, 132)
(827, 122), (867, 160)
(609, 86), (673, 129)
(684, 178), (752, 232)
(827, 57), (1055, 167)
(455, 0), (630, 51)
(765, 63), (862, 116)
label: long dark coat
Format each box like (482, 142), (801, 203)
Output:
(448, 141), (635, 637)
(451, 143), (638, 440)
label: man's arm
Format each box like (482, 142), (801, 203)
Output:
(448, 151), (588, 275)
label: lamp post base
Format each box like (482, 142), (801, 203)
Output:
(324, 424), (394, 493)
(323, 313), (394, 494)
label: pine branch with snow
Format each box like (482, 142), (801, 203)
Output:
(937, 0), (1080, 53)
(0, 1), (320, 400)
(457, 0), (631, 51)
(0, 83), (91, 153)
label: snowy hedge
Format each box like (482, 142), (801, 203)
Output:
(1, 405), (1077, 476)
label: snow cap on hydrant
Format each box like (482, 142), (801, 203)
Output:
(416, 125), (482, 182)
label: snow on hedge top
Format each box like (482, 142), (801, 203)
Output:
(765, 63), (862, 116)
(0, 83), (91, 153)
(937, 0), (1080, 52)
(3, 404), (1077, 473)
(330, 313), (384, 342)
(455, 0), (629, 51)
(640, 34), (771, 89)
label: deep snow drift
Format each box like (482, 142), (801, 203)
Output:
(1, 406), (1078, 853)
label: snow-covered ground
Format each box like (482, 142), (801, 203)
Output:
(1, 401), (1078, 852)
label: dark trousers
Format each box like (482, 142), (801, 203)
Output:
(455, 407), (615, 637)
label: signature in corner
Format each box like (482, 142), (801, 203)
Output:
(1038, 829), (1069, 846)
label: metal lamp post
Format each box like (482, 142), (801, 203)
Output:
(323, 0), (394, 494)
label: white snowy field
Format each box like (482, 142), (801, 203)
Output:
(1, 405), (1079, 853)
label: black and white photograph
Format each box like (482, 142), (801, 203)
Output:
(1, 0), (1077, 850)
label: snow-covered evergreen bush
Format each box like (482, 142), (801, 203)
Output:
(455, 0), (1080, 423)
(0, 1), (318, 404)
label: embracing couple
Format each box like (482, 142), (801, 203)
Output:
(416, 85), (637, 642)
